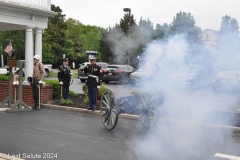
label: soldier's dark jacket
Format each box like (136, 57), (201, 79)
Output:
(84, 64), (103, 88)
(58, 65), (71, 86)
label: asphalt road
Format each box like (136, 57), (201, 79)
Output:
(0, 108), (240, 160)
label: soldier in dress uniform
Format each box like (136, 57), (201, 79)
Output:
(84, 55), (103, 111)
(58, 58), (72, 100)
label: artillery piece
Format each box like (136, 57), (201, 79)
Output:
(99, 87), (165, 131)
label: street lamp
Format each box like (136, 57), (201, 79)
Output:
(123, 8), (131, 65)
(137, 56), (140, 68)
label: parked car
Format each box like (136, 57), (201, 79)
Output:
(6, 64), (53, 77)
(212, 71), (240, 93)
(103, 64), (135, 84)
(129, 65), (165, 85)
(0, 67), (7, 75)
(78, 62), (108, 82)
(169, 65), (208, 90)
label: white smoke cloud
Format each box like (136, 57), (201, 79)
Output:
(105, 23), (240, 160)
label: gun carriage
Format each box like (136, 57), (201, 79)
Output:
(99, 87), (165, 131)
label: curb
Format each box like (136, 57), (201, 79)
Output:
(41, 104), (140, 120)
(41, 104), (240, 133)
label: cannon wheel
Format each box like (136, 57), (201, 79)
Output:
(100, 89), (119, 131)
(138, 90), (159, 128)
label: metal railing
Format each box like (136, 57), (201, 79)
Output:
(0, 0), (51, 10)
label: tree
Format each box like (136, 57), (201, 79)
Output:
(119, 13), (136, 34)
(0, 30), (25, 63)
(43, 4), (67, 66)
(65, 18), (83, 64)
(81, 25), (104, 61)
(169, 12), (202, 44)
(154, 23), (169, 40)
(99, 28), (116, 64)
(216, 15), (240, 70)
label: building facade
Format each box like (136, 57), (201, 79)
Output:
(0, 0), (56, 83)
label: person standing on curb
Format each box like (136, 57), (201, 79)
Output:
(84, 55), (103, 111)
(32, 55), (45, 110)
(58, 58), (72, 100)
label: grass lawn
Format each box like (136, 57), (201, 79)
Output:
(49, 69), (78, 79)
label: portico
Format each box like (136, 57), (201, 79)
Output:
(0, 0), (56, 83)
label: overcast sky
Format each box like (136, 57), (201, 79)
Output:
(51, 0), (240, 31)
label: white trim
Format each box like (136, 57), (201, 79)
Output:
(0, 0), (51, 10)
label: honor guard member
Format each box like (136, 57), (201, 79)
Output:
(32, 55), (45, 110)
(84, 55), (103, 111)
(58, 58), (72, 100)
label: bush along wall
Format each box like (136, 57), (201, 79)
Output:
(0, 76), (56, 106)
(82, 84), (109, 107)
(0, 81), (53, 106)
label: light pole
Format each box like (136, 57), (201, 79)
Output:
(123, 8), (131, 65)
(137, 56), (140, 68)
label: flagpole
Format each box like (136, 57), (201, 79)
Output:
(1, 46), (3, 67)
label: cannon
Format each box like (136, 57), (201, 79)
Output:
(99, 87), (165, 130)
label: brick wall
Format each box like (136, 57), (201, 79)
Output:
(0, 81), (53, 106)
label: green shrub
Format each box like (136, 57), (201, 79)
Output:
(60, 99), (73, 105)
(44, 80), (61, 98)
(0, 75), (9, 81)
(97, 85), (108, 98)
(82, 84), (88, 94)
(83, 84), (109, 106)
(0, 76), (77, 99)
(0, 75), (24, 81)
(69, 90), (77, 97)
(84, 95), (89, 105)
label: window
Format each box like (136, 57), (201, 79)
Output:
(206, 34), (209, 40)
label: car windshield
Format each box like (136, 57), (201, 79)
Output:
(107, 66), (119, 69)
(218, 71), (239, 78)
(79, 63), (89, 69)
(97, 63), (108, 69)
(138, 65), (155, 72)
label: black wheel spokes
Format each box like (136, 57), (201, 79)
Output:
(100, 89), (119, 130)
(139, 91), (158, 128)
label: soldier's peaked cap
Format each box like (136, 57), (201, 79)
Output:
(63, 58), (69, 61)
(89, 55), (96, 60)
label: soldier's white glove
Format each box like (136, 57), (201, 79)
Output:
(60, 81), (63, 85)
(38, 80), (43, 84)
(70, 72), (73, 76)
(97, 85), (101, 89)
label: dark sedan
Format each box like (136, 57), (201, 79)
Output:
(103, 64), (135, 84)
(212, 71), (240, 93)
(78, 62), (108, 82)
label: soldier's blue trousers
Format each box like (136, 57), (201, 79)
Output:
(62, 86), (69, 100)
(88, 87), (97, 109)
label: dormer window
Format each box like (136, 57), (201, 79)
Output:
(206, 34), (209, 40)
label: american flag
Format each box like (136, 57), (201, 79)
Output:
(5, 41), (13, 56)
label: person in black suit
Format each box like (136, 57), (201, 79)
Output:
(58, 58), (72, 100)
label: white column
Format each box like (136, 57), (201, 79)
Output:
(23, 27), (34, 84)
(35, 28), (43, 62)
